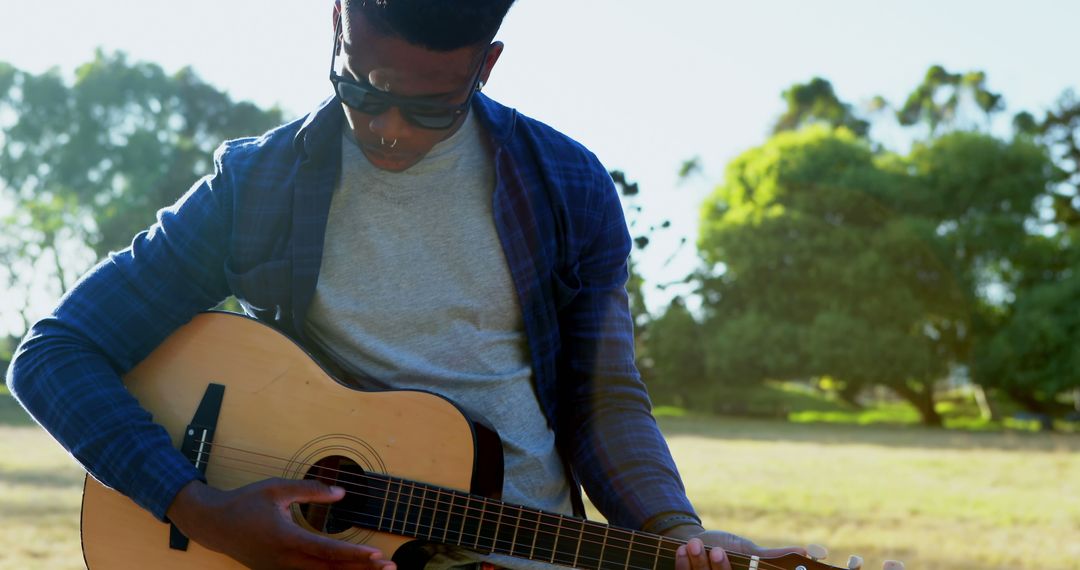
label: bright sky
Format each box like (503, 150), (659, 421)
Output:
(1, 0), (1079, 332)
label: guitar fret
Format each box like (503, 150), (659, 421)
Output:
(378, 477), (392, 532)
(426, 487), (440, 541)
(572, 521), (583, 569)
(399, 481), (412, 535)
(600, 526), (609, 566)
(528, 509), (540, 559)
(387, 480), (402, 534)
(551, 515), (584, 568)
(414, 485), (427, 539)
(492, 502), (506, 554)
(600, 526), (631, 570)
(479, 498), (501, 553)
(508, 505), (523, 558)
(550, 515), (563, 563)
(402, 481), (415, 536)
(627, 531), (662, 570)
(532, 511), (556, 562)
(474, 498), (486, 550)
(442, 492), (454, 545)
(423, 485), (435, 538)
(457, 494), (471, 547)
(576, 520), (606, 570)
(653, 534), (663, 570)
(359, 477), (675, 570)
(403, 482), (417, 536)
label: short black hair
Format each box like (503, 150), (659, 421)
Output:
(345, 0), (516, 51)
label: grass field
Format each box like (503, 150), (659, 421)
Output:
(1, 399), (1078, 570)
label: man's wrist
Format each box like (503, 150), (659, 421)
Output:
(165, 479), (211, 530)
(659, 523), (706, 539)
(643, 512), (703, 536)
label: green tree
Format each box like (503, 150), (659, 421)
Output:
(643, 297), (705, 407)
(691, 65), (1068, 425)
(896, 65), (1004, 135)
(0, 51), (282, 327)
(698, 126), (951, 425)
(973, 234), (1080, 414)
(903, 132), (1053, 408)
(967, 89), (1080, 419)
(1036, 89), (1080, 227)
(773, 77), (870, 137)
(610, 169), (682, 385)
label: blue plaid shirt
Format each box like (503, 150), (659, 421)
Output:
(7, 94), (698, 533)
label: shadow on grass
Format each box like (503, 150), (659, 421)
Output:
(656, 414), (1080, 453)
(0, 499), (81, 520)
(0, 467), (84, 489)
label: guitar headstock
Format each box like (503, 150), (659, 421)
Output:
(755, 544), (905, 570)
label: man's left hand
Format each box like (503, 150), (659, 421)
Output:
(663, 524), (808, 570)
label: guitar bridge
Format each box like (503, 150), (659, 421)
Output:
(169, 382), (226, 551)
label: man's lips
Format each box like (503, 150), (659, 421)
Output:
(363, 145), (412, 162)
(360, 145), (414, 166)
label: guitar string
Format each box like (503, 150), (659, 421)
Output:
(187, 440), (797, 570)
(201, 459), (792, 570)
(197, 441), (796, 570)
(202, 443), (713, 552)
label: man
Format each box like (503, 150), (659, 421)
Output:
(7, 1), (805, 569)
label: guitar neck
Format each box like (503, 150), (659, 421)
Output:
(342, 473), (735, 570)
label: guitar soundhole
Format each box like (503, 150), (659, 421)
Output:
(300, 455), (369, 535)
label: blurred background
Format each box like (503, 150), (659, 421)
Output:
(1, 1), (1078, 569)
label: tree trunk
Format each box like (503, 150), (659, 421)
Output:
(970, 383), (996, 421)
(837, 382), (865, 410)
(1007, 389), (1050, 414)
(1005, 389), (1057, 431)
(51, 243), (69, 297)
(891, 381), (943, 427)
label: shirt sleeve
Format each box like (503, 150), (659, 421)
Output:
(5, 143), (236, 521)
(556, 166), (701, 533)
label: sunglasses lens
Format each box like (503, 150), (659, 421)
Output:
(336, 81), (388, 115)
(404, 108), (458, 129)
(333, 76), (461, 129)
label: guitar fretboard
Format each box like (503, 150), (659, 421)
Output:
(331, 473), (744, 570)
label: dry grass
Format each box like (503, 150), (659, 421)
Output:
(1, 413), (1078, 569)
(656, 415), (1080, 570)
(0, 425), (85, 570)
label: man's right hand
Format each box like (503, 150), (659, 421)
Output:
(166, 478), (397, 570)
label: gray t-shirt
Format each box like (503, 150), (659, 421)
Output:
(305, 112), (574, 569)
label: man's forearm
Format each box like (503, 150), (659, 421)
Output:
(567, 394), (699, 532)
(8, 316), (204, 520)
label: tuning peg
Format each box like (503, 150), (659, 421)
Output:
(846, 554), (863, 570)
(806, 544), (829, 561)
(882, 561), (905, 570)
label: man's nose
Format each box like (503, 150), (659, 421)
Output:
(368, 106), (413, 142)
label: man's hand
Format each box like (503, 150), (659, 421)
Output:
(663, 524), (807, 570)
(166, 478), (397, 570)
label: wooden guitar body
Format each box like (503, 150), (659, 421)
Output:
(81, 312), (502, 569)
(80, 312), (900, 570)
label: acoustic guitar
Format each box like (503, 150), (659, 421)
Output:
(80, 312), (902, 570)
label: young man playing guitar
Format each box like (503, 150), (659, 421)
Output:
(8, 2), (807, 569)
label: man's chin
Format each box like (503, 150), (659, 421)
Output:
(361, 146), (420, 172)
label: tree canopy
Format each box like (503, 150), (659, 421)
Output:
(0, 51), (282, 329)
(691, 66), (1071, 424)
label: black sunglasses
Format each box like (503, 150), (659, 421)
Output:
(329, 18), (487, 130)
